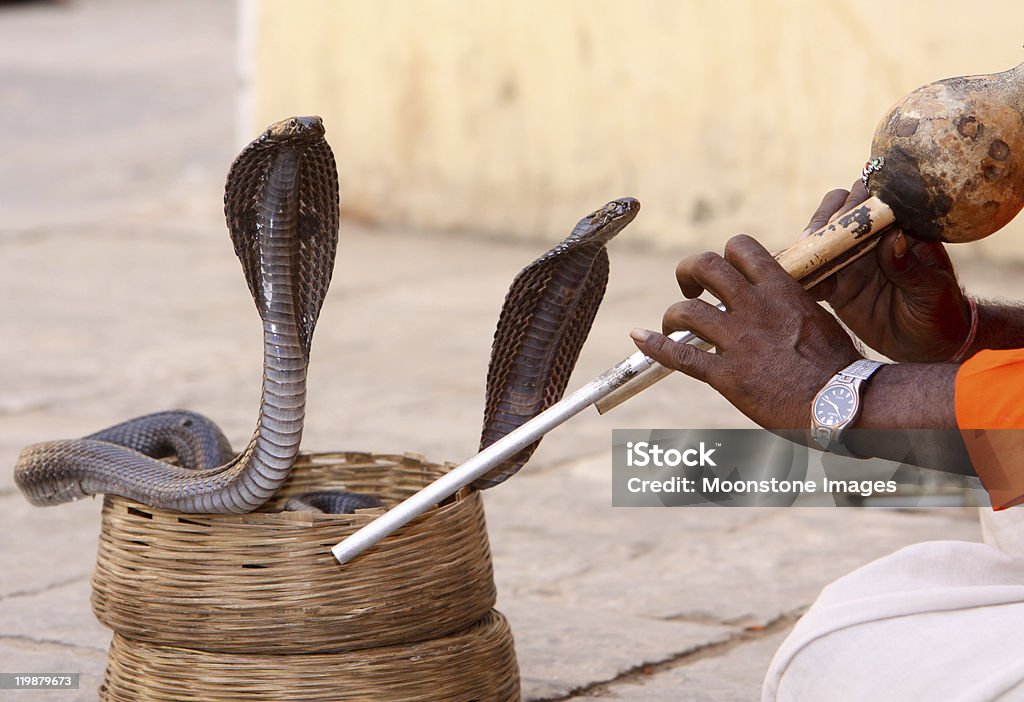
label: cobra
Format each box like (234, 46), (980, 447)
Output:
(475, 197), (639, 488)
(15, 116), (339, 514)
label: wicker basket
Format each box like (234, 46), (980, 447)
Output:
(92, 451), (498, 654)
(91, 451), (519, 701)
(99, 610), (519, 702)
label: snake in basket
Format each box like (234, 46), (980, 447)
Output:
(13, 116), (639, 514)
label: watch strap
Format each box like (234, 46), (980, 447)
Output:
(811, 359), (886, 455)
(837, 359), (885, 382)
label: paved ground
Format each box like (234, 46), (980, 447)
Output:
(0, 1), (1012, 700)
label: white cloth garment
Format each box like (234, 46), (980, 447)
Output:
(763, 508), (1024, 701)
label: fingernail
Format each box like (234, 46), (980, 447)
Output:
(630, 328), (652, 344)
(893, 232), (907, 259)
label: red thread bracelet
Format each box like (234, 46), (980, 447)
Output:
(950, 297), (978, 363)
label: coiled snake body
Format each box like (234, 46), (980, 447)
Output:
(15, 116), (340, 514)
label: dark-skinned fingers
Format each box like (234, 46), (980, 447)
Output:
(904, 234), (955, 273)
(802, 188), (849, 237)
(800, 183), (869, 296)
(876, 229), (952, 290)
(824, 249), (888, 312)
(674, 251), (750, 306)
(662, 298), (732, 350)
(828, 180), (870, 224)
(805, 275), (837, 302)
(629, 328), (717, 383)
(813, 226), (897, 305)
(723, 234), (800, 289)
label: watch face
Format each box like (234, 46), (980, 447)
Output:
(813, 385), (856, 427)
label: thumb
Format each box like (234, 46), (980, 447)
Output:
(630, 328), (714, 383)
(876, 230), (943, 291)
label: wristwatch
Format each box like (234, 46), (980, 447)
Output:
(810, 359), (886, 455)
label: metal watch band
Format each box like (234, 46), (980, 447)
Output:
(837, 358), (886, 382)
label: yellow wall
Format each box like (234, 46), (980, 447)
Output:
(247, 0), (1024, 257)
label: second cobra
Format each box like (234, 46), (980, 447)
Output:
(14, 116), (340, 514)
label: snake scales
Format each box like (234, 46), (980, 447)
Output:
(15, 117), (343, 514)
(475, 197), (638, 488)
(14, 115), (638, 514)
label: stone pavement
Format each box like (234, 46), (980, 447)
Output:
(0, 1), (1009, 700)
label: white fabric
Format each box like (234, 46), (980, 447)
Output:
(763, 516), (1024, 701)
(981, 506), (1024, 559)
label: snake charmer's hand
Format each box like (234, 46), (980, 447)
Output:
(630, 235), (861, 430)
(804, 181), (971, 362)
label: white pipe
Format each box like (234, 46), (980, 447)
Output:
(331, 336), (704, 564)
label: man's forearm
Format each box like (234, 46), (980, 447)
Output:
(840, 298), (1024, 478)
(970, 299), (1024, 353)
(842, 363), (974, 476)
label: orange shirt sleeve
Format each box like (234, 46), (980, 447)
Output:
(955, 348), (1024, 509)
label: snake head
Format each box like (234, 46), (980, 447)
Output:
(589, 197), (641, 225)
(566, 197), (640, 246)
(584, 198), (641, 235)
(262, 116), (326, 143)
